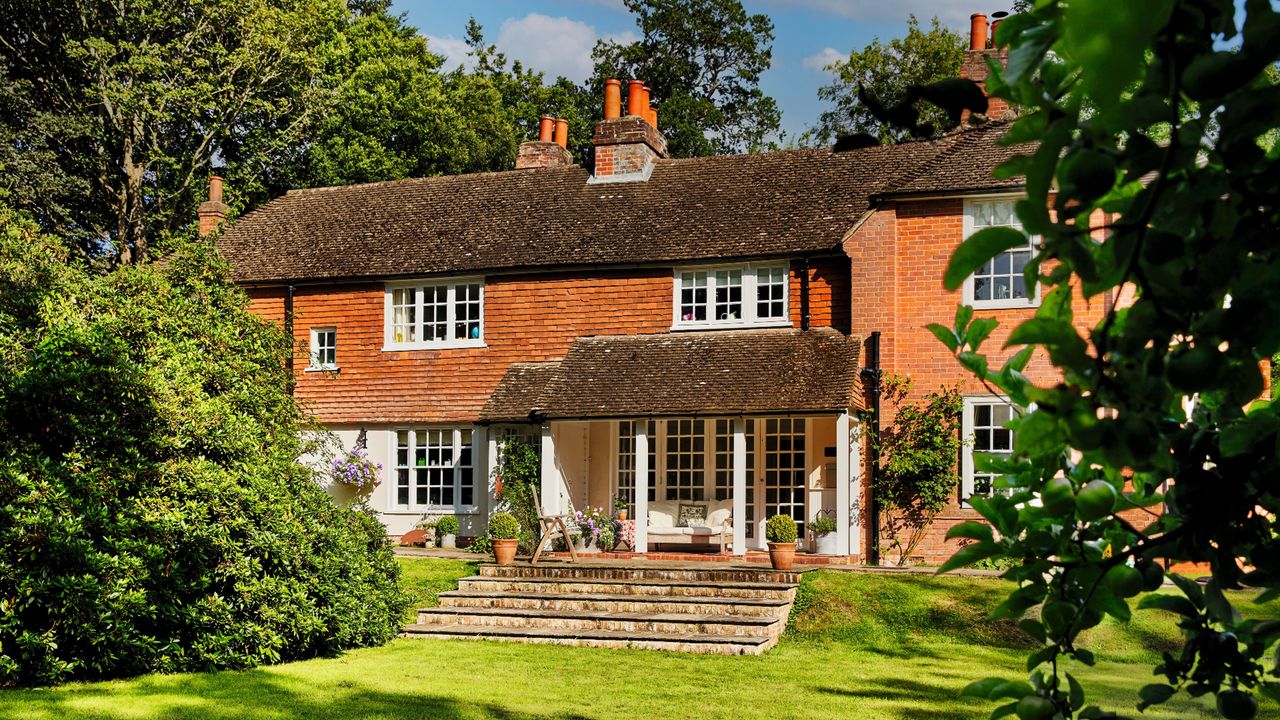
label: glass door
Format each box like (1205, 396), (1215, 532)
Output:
(761, 418), (807, 541)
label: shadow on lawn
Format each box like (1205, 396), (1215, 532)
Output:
(813, 678), (980, 720)
(0, 669), (596, 720)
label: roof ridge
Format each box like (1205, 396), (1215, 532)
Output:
(284, 165), (587, 196)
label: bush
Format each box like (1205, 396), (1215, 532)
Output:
(809, 514), (837, 536)
(493, 438), (541, 552)
(766, 515), (798, 544)
(489, 513), (520, 540)
(434, 515), (459, 540)
(0, 212), (409, 687)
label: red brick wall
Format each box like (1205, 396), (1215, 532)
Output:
(847, 199), (1115, 563)
(244, 260), (849, 425)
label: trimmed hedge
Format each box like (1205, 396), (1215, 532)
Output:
(0, 210), (408, 686)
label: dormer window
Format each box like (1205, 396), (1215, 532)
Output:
(673, 263), (789, 329)
(384, 279), (484, 350)
(963, 198), (1039, 310)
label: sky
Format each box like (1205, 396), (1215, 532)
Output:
(390, 1), (992, 139)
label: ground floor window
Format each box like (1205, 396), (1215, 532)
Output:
(393, 427), (475, 510)
(962, 397), (1017, 502)
(763, 418), (807, 535)
(617, 421), (657, 511)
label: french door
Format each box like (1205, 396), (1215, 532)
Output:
(761, 418), (807, 540)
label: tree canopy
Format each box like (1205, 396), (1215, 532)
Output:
(589, 0), (781, 157)
(809, 15), (966, 145)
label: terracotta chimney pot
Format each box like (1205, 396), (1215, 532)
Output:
(209, 175), (223, 203)
(604, 79), (622, 120)
(649, 107), (659, 130)
(641, 85), (651, 119)
(627, 80), (644, 117)
(553, 117), (569, 148)
(197, 175), (229, 237)
(538, 115), (554, 142)
(970, 13), (988, 51)
(990, 18), (1003, 45)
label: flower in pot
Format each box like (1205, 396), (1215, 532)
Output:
(809, 513), (839, 555)
(489, 512), (520, 565)
(435, 515), (459, 549)
(614, 494), (629, 521)
(571, 506), (609, 553)
(765, 514), (799, 570)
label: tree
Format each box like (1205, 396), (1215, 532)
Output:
(0, 207), (408, 686)
(589, 0), (781, 157)
(809, 16), (966, 145)
(869, 376), (964, 566)
(914, 1), (1280, 718)
(0, 0), (348, 263)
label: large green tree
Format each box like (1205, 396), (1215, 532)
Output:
(0, 0), (348, 263)
(905, 1), (1280, 718)
(809, 15), (966, 145)
(589, 0), (781, 157)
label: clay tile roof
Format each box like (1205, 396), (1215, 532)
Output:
(218, 123), (1022, 284)
(531, 328), (863, 420)
(479, 362), (562, 423)
(883, 119), (1026, 196)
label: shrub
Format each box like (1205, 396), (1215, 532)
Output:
(434, 515), (459, 540)
(493, 437), (541, 552)
(0, 213), (409, 687)
(489, 512), (520, 540)
(809, 513), (837, 536)
(765, 515), (798, 544)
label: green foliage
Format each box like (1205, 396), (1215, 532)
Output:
(434, 515), (459, 540)
(809, 513), (837, 536)
(809, 16), (966, 145)
(466, 533), (491, 555)
(493, 437), (542, 553)
(765, 514), (797, 544)
(0, 208), (408, 686)
(589, 0), (781, 156)
(488, 513), (520, 541)
(915, 1), (1280, 716)
(867, 375), (964, 566)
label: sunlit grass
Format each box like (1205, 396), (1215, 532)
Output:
(1, 559), (1273, 720)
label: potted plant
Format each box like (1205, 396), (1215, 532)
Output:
(435, 515), (459, 549)
(765, 514), (798, 570)
(572, 506), (609, 553)
(329, 447), (382, 495)
(809, 512), (839, 555)
(614, 494), (629, 521)
(415, 517), (438, 548)
(489, 512), (520, 565)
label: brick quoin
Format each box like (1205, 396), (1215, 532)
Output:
(245, 258), (848, 427)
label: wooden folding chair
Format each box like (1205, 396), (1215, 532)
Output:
(530, 488), (578, 565)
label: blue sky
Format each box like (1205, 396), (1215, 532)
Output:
(390, 1), (985, 139)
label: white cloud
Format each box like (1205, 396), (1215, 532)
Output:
(763, 0), (975, 28)
(494, 13), (638, 83)
(802, 47), (845, 73)
(425, 34), (475, 72)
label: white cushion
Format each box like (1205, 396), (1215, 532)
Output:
(706, 499), (732, 528)
(649, 526), (693, 536)
(648, 501), (678, 528)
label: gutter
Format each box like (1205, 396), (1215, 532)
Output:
(861, 331), (883, 565)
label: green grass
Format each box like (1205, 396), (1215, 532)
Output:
(1, 559), (1276, 720)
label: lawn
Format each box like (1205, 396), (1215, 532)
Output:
(1, 558), (1275, 720)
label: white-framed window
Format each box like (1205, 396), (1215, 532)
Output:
(384, 279), (484, 349)
(616, 420), (657, 511)
(961, 397), (1018, 503)
(962, 198), (1039, 309)
(665, 419), (707, 501)
(392, 427), (476, 510)
(673, 263), (790, 329)
(714, 419), (755, 501)
(308, 327), (337, 370)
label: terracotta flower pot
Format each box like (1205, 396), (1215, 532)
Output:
(617, 510), (628, 521)
(492, 538), (518, 565)
(768, 542), (797, 570)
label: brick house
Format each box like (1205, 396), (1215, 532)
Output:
(216, 19), (1062, 564)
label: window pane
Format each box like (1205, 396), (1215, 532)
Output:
(453, 283), (482, 340)
(756, 266), (787, 320)
(664, 418), (705, 501)
(679, 271), (708, 322)
(714, 269), (742, 320)
(424, 286), (448, 341)
(967, 400), (1018, 500)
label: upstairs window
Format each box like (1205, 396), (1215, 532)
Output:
(308, 327), (337, 370)
(674, 263), (790, 328)
(385, 280), (484, 349)
(963, 198), (1038, 309)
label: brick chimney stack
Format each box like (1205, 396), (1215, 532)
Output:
(515, 115), (573, 169)
(198, 175), (229, 236)
(960, 11), (1013, 121)
(591, 78), (668, 183)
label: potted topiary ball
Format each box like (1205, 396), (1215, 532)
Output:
(489, 512), (520, 565)
(436, 515), (459, 549)
(765, 514), (799, 570)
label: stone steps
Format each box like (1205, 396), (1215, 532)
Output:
(437, 589), (790, 618)
(458, 575), (796, 600)
(401, 623), (778, 655)
(416, 606), (785, 637)
(402, 562), (798, 654)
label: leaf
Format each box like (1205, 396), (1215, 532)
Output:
(1204, 580), (1242, 624)
(1019, 618), (1048, 644)
(1006, 317), (1083, 349)
(944, 227), (1031, 291)
(946, 521), (995, 544)
(1067, 673), (1085, 711)
(967, 317), (999, 351)
(1137, 683), (1177, 710)
(1168, 574), (1205, 609)
(926, 322), (960, 352)
(1061, 0), (1176, 115)
(1138, 593), (1200, 618)
(937, 541), (1003, 574)
(990, 701), (1019, 719)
